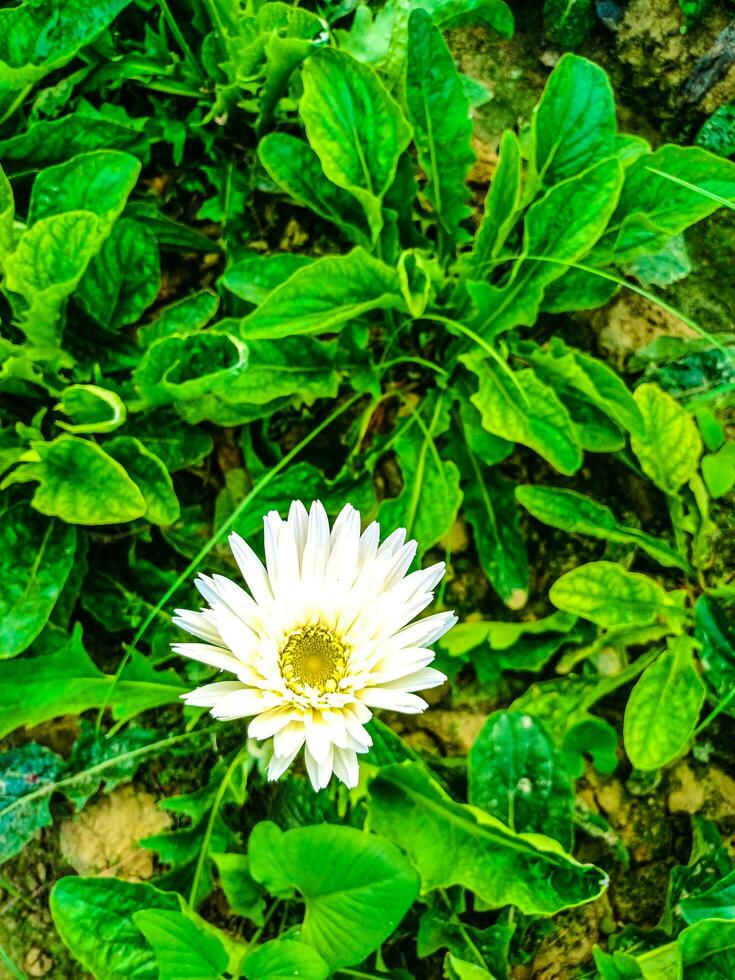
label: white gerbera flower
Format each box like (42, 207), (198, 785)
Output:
(173, 500), (456, 791)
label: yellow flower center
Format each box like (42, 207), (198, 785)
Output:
(279, 625), (348, 695)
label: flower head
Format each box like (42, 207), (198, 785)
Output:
(173, 500), (456, 790)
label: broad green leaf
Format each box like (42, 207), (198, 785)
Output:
(0, 626), (185, 739)
(0, 743), (63, 864)
(550, 561), (680, 628)
(377, 397), (462, 556)
(248, 822), (419, 970)
(445, 955), (494, 980)
(3, 211), (101, 347)
(702, 441), (735, 498)
(602, 144), (735, 261)
(540, 265), (619, 313)
(697, 104), (735, 157)
(624, 640), (705, 770)
(470, 129), (522, 275)
(468, 711), (574, 848)
(516, 485), (689, 571)
(76, 218), (159, 329)
(51, 877), (180, 979)
(531, 54), (616, 187)
(55, 384), (127, 434)
(243, 939), (329, 980)
(222, 252), (313, 305)
(105, 436), (180, 526)
(63, 720), (159, 810)
(2, 436), (146, 524)
(543, 0), (595, 46)
(424, 0), (513, 33)
(406, 9), (474, 242)
(468, 157), (623, 336)
(464, 353), (582, 475)
(631, 383), (702, 494)
(125, 410), (213, 473)
(300, 47), (412, 238)
(0, 113), (150, 172)
(678, 918), (735, 978)
(138, 291), (219, 346)
(680, 870), (735, 923)
(132, 909), (229, 980)
(211, 853), (265, 924)
(258, 134), (371, 246)
(0, 163), (13, 259)
(695, 595), (735, 710)
(1, 500), (76, 657)
(518, 338), (643, 436)
(135, 331), (248, 407)
(0, 0), (133, 91)
(456, 444), (528, 608)
(236, 248), (404, 339)
(29, 150), (141, 238)
(368, 763), (607, 914)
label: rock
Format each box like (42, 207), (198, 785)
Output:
(59, 785), (170, 880)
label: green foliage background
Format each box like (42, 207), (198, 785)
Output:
(1, 0), (735, 977)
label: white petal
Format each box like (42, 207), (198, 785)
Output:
(394, 611), (458, 649)
(358, 688), (429, 713)
(273, 721), (306, 758)
(379, 666), (447, 692)
(267, 743), (301, 781)
(300, 500), (330, 585)
(288, 500), (309, 560)
(182, 681), (244, 707)
(172, 642), (242, 674)
(173, 609), (223, 645)
(305, 743), (334, 790)
(332, 747), (360, 788)
(248, 705), (300, 740)
(210, 687), (282, 720)
(229, 532), (274, 607)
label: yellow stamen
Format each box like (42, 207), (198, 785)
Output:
(279, 625), (347, 695)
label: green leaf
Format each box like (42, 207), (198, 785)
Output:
(549, 561), (680, 628)
(697, 104), (735, 157)
(55, 384), (127, 434)
(470, 129), (522, 275)
(518, 338), (643, 436)
(378, 398), (462, 556)
(76, 218), (160, 329)
(602, 144), (735, 261)
(0, 625), (185, 739)
(2, 435), (147, 524)
(445, 955), (494, 979)
(0, 163), (13, 260)
(368, 763), (607, 914)
(258, 134), (371, 245)
(0, 113), (150, 173)
(456, 444), (528, 609)
(248, 822), (419, 970)
(543, 0), (596, 47)
(464, 354), (582, 475)
(516, 485), (689, 571)
(236, 248), (404, 339)
(243, 939), (329, 980)
(3, 211), (101, 348)
(531, 54), (616, 187)
(468, 157), (623, 337)
(0, 0), (133, 91)
(1, 500), (76, 657)
(211, 853), (265, 924)
(221, 253), (313, 305)
(406, 9), (474, 241)
(104, 436), (179, 526)
(624, 640), (705, 770)
(425, 0), (513, 34)
(0, 742), (63, 864)
(300, 47), (412, 239)
(132, 909), (229, 980)
(29, 150), (141, 238)
(702, 441), (735, 498)
(138, 291), (219, 346)
(124, 410), (213, 473)
(468, 711), (575, 848)
(51, 876), (180, 979)
(680, 870), (735, 923)
(631, 382), (703, 495)
(695, 595), (735, 710)
(678, 918), (735, 977)
(135, 331), (248, 408)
